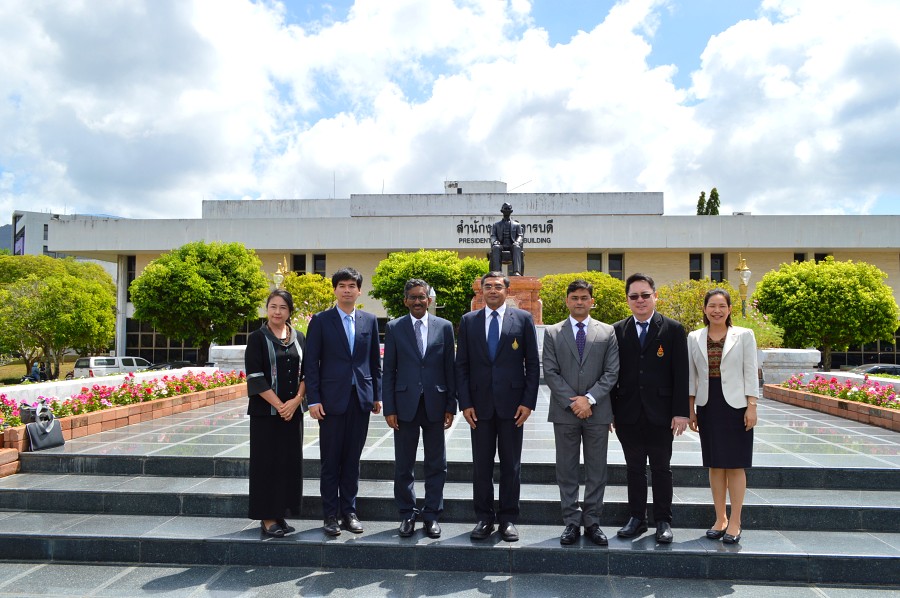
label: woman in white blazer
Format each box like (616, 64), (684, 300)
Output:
(687, 289), (758, 544)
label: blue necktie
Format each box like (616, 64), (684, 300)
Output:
(576, 322), (586, 361)
(487, 311), (500, 360)
(414, 319), (425, 357)
(344, 314), (355, 353)
(638, 321), (648, 349)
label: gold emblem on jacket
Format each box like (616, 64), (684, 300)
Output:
(512, 339), (519, 350)
(657, 345), (664, 357)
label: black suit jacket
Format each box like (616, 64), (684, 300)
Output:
(455, 307), (539, 420)
(382, 314), (457, 422)
(611, 312), (689, 427)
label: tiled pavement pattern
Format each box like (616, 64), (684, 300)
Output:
(0, 384), (899, 593)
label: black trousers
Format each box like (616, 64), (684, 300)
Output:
(394, 398), (447, 520)
(318, 389), (370, 518)
(471, 416), (523, 523)
(616, 413), (674, 523)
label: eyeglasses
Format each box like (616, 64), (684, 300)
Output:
(406, 295), (428, 302)
(482, 284), (507, 291)
(627, 292), (654, 301)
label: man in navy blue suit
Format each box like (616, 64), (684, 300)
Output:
(305, 267), (382, 537)
(456, 271), (539, 542)
(382, 279), (457, 539)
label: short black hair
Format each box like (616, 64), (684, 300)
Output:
(332, 267), (363, 289)
(625, 273), (655, 295)
(266, 289), (294, 314)
(480, 271), (510, 288)
(566, 279), (593, 297)
(404, 278), (431, 297)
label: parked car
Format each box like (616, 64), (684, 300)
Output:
(849, 364), (900, 377)
(146, 361), (194, 371)
(72, 356), (153, 378)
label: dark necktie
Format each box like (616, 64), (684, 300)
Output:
(637, 321), (649, 349)
(414, 319), (425, 357)
(575, 322), (586, 360)
(488, 311), (500, 360)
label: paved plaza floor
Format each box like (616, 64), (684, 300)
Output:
(50, 385), (900, 470)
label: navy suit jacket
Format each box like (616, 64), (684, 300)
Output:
(382, 314), (457, 422)
(455, 306), (540, 420)
(305, 307), (382, 415)
(611, 312), (689, 427)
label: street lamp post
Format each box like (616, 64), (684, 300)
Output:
(735, 254), (752, 317)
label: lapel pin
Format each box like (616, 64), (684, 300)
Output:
(512, 339), (519, 350)
(657, 345), (664, 357)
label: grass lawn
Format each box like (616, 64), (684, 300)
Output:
(0, 359), (77, 387)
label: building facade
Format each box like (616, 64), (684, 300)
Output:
(46, 183), (900, 367)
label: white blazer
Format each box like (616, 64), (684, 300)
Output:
(688, 326), (759, 409)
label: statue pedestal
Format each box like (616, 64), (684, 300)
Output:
(471, 277), (543, 325)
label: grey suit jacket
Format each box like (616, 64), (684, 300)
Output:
(543, 317), (619, 425)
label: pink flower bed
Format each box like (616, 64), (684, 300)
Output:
(782, 374), (899, 410)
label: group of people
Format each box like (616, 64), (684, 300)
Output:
(244, 268), (758, 547)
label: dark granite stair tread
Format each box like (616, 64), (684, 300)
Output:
(4, 474), (900, 509)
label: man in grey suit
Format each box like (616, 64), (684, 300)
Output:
(382, 279), (456, 539)
(542, 279), (619, 546)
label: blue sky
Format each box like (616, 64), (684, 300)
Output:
(1, 0), (899, 220)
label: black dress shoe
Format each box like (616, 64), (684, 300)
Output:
(277, 519), (296, 534)
(617, 517), (649, 538)
(342, 512), (364, 534)
(656, 521), (673, 543)
(470, 520), (494, 540)
(424, 520), (441, 539)
(706, 527), (726, 540)
(398, 516), (416, 537)
(261, 521), (285, 537)
(586, 523), (608, 546)
(499, 522), (519, 542)
(560, 523), (580, 545)
(723, 528), (742, 544)
(323, 516), (341, 537)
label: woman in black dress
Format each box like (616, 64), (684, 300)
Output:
(245, 289), (306, 537)
(687, 289), (758, 544)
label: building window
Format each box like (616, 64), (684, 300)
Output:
(43, 224), (49, 241)
(587, 253), (602, 272)
(814, 252), (831, 263)
(710, 253), (725, 282)
(13, 229), (24, 255)
(292, 254), (307, 274)
(608, 253), (624, 280)
(126, 256), (137, 302)
(794, 252), (806, 263)
(313, 254), (326, 277)
(689, 254), (703, 280)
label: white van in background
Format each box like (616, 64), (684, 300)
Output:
(72, 356), (153, 378)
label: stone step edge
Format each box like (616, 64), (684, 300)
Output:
(17, 453), (900, 490)
(0, 520), (896, 585)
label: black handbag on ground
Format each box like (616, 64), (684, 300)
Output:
(25, 401), (64, 451)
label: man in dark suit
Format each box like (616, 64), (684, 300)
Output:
(382, 279), (457, 539)
(543, 279), (619, 546)
(612, 273), (689, 543)
(456, 271), (539, 542)
(305, 267), (382, 537)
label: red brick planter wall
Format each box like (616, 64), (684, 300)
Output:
(763, 383), (900, 432)
(0, 382), (247, 477)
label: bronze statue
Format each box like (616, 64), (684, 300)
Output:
(489, 202), (524, 276)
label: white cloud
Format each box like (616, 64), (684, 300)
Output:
(0, 0), (898, 225)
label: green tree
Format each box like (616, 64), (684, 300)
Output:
(753, 257), (900, 369)
(696, 191), (707, 215)
(539, 272), (630, 325)
(0, 273), (116, 378)
(370, 250), (489, 325)
(282, 272), (335, 333)
(656, 278), (740, 334)
(130, 241), (269, 365)
(707, 187), (721, 215)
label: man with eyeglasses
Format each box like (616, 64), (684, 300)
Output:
(456, 271), (539, 542)
(382, 279), (457, 539)
(611, 273), (689, 544)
